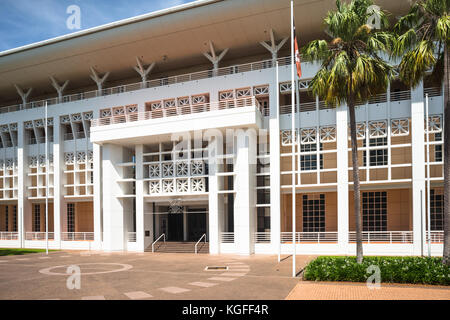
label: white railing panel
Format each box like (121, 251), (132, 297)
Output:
(25, 232), (55, 241)
(127, 232), (136, 242)
(348, 231), (413, 243)
(0, 232), (19, 240)
(220, 232), (234, 243)
(61, 232), (94, 241)
(254, 232), (271, 243)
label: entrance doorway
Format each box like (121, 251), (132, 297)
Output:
(167, 214), (183, 241)
(156, 205), (207, 242)
(187, 208), (207, 241)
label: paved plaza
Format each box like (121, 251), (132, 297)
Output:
(1, 251), (448, 300)
(0, 251), (313, 300)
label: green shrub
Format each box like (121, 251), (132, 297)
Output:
(303, 256), (450, 286)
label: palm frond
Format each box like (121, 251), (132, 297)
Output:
(398, 40), (436, 88)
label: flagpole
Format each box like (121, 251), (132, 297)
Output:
(290, 0), (296, 278)
(276, 60), (281, 263)
(425, 94), (431, 257)
(45, 101), (49, 255)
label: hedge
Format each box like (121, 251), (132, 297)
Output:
(303, 256), (450, 286)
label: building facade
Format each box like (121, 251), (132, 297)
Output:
(0, 0), (444, 255)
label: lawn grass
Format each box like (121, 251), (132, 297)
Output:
(0, 248), (56, 256)
(303, 256), (450, 286)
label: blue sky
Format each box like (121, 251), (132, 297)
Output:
(0, 0), (195, 52)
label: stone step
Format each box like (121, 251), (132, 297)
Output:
(145, 241), (209, 253)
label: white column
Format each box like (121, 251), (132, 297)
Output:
(336, 105), (349, 253)
(135, 144), (145, 251)
(411, 81), (426, 255)
(17, 122), (28, 247)
(269, 80), (281, 253)
(52, 121), (62, 247)
(234, 129), (257, 255)
(208, 137), (222, 254)
(93, 143), (102, 249)
(101, 143), (126, 251)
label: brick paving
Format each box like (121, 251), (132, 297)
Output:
(286, 281), (450, 300)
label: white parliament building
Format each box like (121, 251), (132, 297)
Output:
(0, 0), (444, 256)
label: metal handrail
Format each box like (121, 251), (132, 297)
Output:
(151, 233), (165, 253)
(195, 233), (207, 254)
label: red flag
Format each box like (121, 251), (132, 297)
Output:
(293, 20), (302, 78)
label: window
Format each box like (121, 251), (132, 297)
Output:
(67, 203), (75, 233)
(5, 206), (8, 232)
(435, 133), (442, 162)
(12, 206), (17, 232)
(300, 143), (323, 171)
(257, 207), (270, 232)
(302, 194), (325, 232)
(362, 192), (387, 231)
(33, 204), (40, 232)
(430, 189), (443, 231)
(363, 137), (388, 166)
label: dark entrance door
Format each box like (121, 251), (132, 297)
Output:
(187, 208), (207, 241)
(168, 213), (183, 241)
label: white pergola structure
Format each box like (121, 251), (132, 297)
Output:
(259, 29), (288, 66)
(14, 85), (32, 109)
(203, 41), (228, 77)
(133, 58), (156, 89)
(90, 67), (110, 95)
(50, 77), (69, 103)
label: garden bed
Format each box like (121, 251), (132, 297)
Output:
(303, 256), (450, 286)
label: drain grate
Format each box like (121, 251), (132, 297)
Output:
(204, 266), (228, 271)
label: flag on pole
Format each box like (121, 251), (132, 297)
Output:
(293, 19), (302, 79)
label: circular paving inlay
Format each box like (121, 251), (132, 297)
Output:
(39, 263), (133, 276)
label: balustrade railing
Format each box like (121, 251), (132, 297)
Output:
(127, 232), (136, 242)
(25, 232), (55, 240)
(61, 232), (94, 241)
(254, 232), (271, 243)
(92, 97), (260, 127)
(348, 231), (413, 243)
(281, 232), (338, 243)
(0, 232), (19, 240)
(220, 232), (234, 243)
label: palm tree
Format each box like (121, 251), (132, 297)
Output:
(302, 0), (394, 263)
(393, 0), (449, 265)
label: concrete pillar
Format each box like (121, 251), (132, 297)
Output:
(135, 144), (145, 251)
(93, 143), (102, 249)
(336, 104), (349, 253)
(52, 120), (62, 247)
(144, 202), (154, 249)
(411, 81), (426, 255)
(17, 122), (28, 247)
(269, 81), (281, 253)
(208, 136), (222, 254)
(234, 129), (257, 255)
(101, 143), (125, 251)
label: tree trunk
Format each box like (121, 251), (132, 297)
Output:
(443, 43), (450, 266)
(348, 99), (364, 263)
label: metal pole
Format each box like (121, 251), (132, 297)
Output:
(290, 0), (296, 278)
(425, 94), (431, 257)
(45, 101), (49, 255)
(276, 61), (281, 263)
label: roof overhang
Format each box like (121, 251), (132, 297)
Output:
(0, 0), (411, 104)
